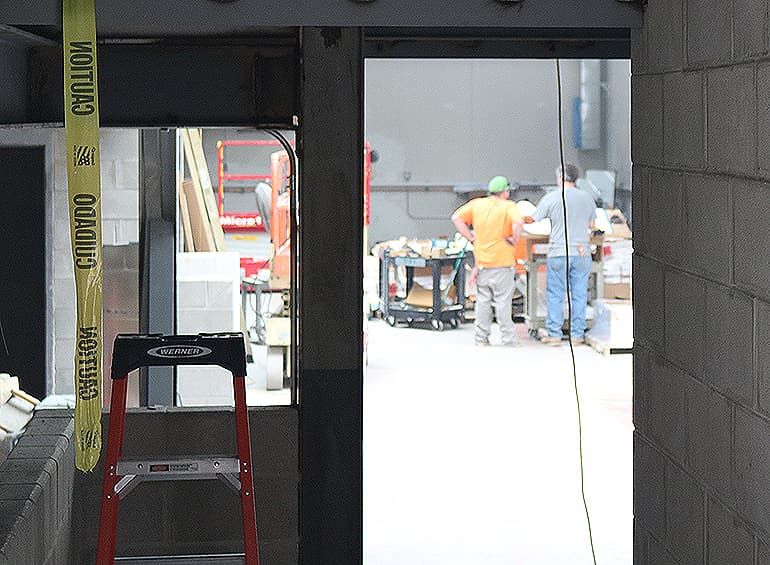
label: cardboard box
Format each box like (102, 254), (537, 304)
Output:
(604, 282), (631, 300)
(405, 282), (456, 308)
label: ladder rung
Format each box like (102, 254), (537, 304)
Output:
(117, 457), (240, 477)
(115, 553), (245, 564)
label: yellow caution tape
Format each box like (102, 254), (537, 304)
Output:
(63, 0), (103, 472)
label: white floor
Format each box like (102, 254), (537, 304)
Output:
(364, 316), (633, 564)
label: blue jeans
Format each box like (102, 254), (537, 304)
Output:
(545, 255), (592, 338)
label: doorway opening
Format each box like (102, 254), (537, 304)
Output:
(363, 58), (634, 564)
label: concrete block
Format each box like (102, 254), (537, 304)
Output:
(53, 248), (73, 278)
(663, 72), (704, 169)
(178, 309), (237, 334)
(115, 159), (138, 189)
(648, 537), (679, 565)
(649, 357), (687, 461)
(631, 166), (647, 255)
(646, 0), (684, 72)
(206, 280), (238, 309)
(683, 174), (730, 282)
(52, 369), (75, 396)
(101, 219), (120, 247)
(633, 256), (665, 349)
(54, 339), (75, 370)
(735, 407), (770, 532)
(759, 540), (770, 565)
(733, 179), (770, 299)
(665, 463), (704, 565)
(99, 159), (116, 191)
(177, 366), (235, 407)
(646, 169), (683, 264)
(53, 159), (67, 194)
(101, 190), (138, 220)
(53, 219), (70, 252)
(757, 300), (770, 416)
(632, 75), (664, 165)
(99, 128), (138, 160)
(707, 497), (754, 565)
(707, 66), (757, 175)
(704, 284), (754, 406)
(117, 219), (139, 244)
(0, 499), (43, 565)
(1, 459), (56, 558)
(734, 0), (768, 60)
(687, 0), (732, 66)
(177, 281), (207, 308)
(633, 520), (647, 565)
(633, 434), (666, 541)
(53, 186), (69, 220)
(757, 64), (770, 172)
(686, 377), (732, 496)
(53, 308), (75, 340)
(177, 251), (241, 280)
(664, 269), (705, 375)
(633, 347), (651, 434)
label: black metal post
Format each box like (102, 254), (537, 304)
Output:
(138, 128), (177, 406)
(298, 27), (364, 565)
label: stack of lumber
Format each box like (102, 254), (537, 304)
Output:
(179, 129), (226, 252)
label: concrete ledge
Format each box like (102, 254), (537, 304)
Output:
(0, 409), (74, 565)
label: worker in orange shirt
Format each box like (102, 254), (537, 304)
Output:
(452, 176), (524, 346)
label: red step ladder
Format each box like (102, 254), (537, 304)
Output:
(96, 333), (260, 565)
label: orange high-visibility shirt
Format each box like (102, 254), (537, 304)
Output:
(453, 196), (522, 268)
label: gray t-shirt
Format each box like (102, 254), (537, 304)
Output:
(533, 188), (596, 257)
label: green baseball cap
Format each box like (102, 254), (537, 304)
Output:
(488, 176), (510, 193)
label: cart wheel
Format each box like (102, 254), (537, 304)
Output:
(386, 315), (396, 327)
(431, 319), (444, 331)
(406, 317), (414, 327)
(449, 318), (459, 329)
(529, 329), (538, 339)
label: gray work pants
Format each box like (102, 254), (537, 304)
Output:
(475, 266), (517, 344)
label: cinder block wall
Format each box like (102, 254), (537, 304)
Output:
(633, 1), (770, 563)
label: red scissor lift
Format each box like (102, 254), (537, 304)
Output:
(216, 140), (283, 279)
(217, 139), (372, 278)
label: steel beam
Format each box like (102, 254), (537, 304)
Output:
(138, 129), (177, 406)
(23, 44), (298, 127)
(1, 1), (642, 33)
(298, 27), (364, 565)
(365, 28), (631, 59)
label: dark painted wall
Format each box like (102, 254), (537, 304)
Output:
(0, 146), (47, 399)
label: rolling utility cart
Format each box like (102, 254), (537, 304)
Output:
(96, 333), (260, 565)
(379, 249), (466, 331)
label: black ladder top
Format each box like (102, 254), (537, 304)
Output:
(110, 333), (247, 378)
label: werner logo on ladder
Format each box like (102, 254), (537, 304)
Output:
(96, 333), (260, 565)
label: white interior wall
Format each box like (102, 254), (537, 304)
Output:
(365, 58), (631, 245)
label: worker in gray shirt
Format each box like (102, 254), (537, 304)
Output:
(524, 164), (596, 345)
